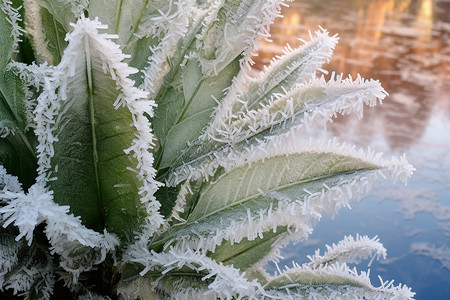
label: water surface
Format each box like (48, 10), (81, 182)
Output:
(256, 1), (450, 298)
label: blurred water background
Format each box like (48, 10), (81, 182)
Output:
(255, 1), (450, 298)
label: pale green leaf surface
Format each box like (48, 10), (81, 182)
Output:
(151, 18), (210, 146)
(265, 268), (365, 288)
(152, 160), (378, 252)
(208, 228), (288, 270)
(89, 0), (166, 42)
(187, 153), (377, 221)
(87, 0), (123, 34)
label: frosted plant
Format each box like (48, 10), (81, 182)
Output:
(0, 0), (416, 299)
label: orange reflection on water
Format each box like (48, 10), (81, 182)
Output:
(254, 0), (450, 152)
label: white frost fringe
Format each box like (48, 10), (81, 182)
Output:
(0, 184), (119, 283)
(168, 72), (389, 187)
(123, 246), (263, 300)
(140, 0), (192, 99)
(306, 235), (387, 268)
(8, 61), (56, 130)
(265, 262), (415, 300)
(0, 165), (22, 193)
(1, 0), (25, 53)
(204, 27), (339, 141)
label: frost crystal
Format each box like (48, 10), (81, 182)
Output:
(1, 0), (25, 53)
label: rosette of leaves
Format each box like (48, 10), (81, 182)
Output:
(0, 0), (415, 299)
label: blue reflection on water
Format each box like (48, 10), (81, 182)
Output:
(259, 0), (450, 298)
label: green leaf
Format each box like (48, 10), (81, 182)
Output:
(88, 0), (186, 75)
(88, 0), (162, 43)
(38, 6), (68, 65)
(187, 153), (377, 221)
(43, 20), (147, 242)
(208, 227), (288, 270)
(167, 75), (386, 183)
(155, 56), (240, 169)
(0, 70), (37, 189)
(240, 30), (338, 112)
(0, 69), (28, 131)
(38, 0), (77, 31)
(0, 3), (14, 72)
(196, 0), (280, 75)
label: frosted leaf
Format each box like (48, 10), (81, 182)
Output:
(122, 246), (263, 299)
(168, 74), (388, 186)
(207, 27), (339, 135)
(140, 0), (192, 98)
(196, 0), (289, 76)
(0, 184), (119, 282)
(210, 73), (388, 144)
(264, 262), (415, 300)
(31, 16), (162, 242)
(307, 235), (387, 268)
(0, 236), (55, 300)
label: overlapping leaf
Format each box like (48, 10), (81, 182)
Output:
(152, 149), (386, 252)
(0, 0), (37, 189)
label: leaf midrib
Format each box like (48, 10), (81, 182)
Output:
(123, 0), (150, 48)
(85, 34), (104, 228)
(47, 1), (65, 62)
